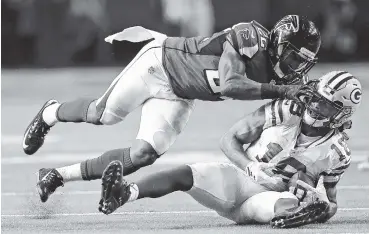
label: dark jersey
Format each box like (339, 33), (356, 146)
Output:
(162, 21), (277, 101)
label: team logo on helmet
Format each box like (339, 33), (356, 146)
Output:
(350, 88), (362, 104)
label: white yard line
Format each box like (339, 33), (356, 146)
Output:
(2, 185), (369, 197)
(1, 151), (368, 165)
(2, 208), (368, 218)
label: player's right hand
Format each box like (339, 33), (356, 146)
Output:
(282, 85), (313, 103)
(283, 85), (303, 102)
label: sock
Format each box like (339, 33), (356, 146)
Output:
(56, 163), (83, 182)
(136, 165), (193, 199)
(56, 98), (96, 123)
(127, 183), (139, 202)
(80, 148), (138, 180)
(42, 103), (61, 126)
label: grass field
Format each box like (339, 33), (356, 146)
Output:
(1, 64), (369, 233)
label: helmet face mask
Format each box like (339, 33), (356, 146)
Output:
(303, 90), (344, 127)
(269, 15), (321, 85)
(274, 42), (317, 83)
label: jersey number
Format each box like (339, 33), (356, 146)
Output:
(273, 157), (307, 183)
(204, 70), (229, 100)
(205, 70), (221, 93)
(256, 142), (283, 162)
(331, 135), (351, 161)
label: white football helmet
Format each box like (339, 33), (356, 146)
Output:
(302, 71), (362, 128)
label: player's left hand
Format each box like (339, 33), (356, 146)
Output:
(245, 161), (275, 181)
(289, 180), (327, 203)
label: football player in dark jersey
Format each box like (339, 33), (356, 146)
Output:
(23, 15), (321, 203)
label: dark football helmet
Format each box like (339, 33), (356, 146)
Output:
(269, 15), (321, 84)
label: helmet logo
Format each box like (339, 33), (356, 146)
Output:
(274, 15), (299, 34)
(350, 88), (362, 104)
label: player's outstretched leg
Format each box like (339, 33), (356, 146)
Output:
(34, 147), (146, 203)
(23, 97), (101, 155)
(98, 162), (193, 215)
(23, 100), (60, 155)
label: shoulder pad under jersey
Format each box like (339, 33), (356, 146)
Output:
(263, 99), (303, 129)
(227, 21), (270, 59)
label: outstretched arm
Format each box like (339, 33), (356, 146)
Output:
(314, 182), (338, 223)
(218, 41), (296, 100)
(219, 104), (266, 169)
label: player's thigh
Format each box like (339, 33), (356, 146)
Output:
(96, 42), (163, 124)
(136, 98), (195, 155)
(186, 163), (268, 213)
(222, 191), (298, 224)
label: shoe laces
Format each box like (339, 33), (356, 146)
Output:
(30, 117), (50, 140)
(43, 170), (64, 192)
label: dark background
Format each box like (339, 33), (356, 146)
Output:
(2, 0), (369, 67)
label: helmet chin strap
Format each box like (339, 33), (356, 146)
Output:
(302, 111), (329, 128)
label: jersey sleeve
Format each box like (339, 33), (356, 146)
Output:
(226, 23), (259, 59)
(321, 133), (352, 185)
(263, 99), (302, 129)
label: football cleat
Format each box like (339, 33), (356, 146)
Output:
(23, 100), (58, 155)
(99, 161), (131, 215)
(270, 200), (329, 228)
(36, 168), (64, 203)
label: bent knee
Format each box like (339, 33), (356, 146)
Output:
(88, 99), (128, 125)
(136, 127), (177, 155)
(131, 140), (159, 167)
(99, 111), (124, 125)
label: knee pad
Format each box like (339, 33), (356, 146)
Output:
(99, 110), (124, 125)
(136, 119), (177, 156)
(85, 100), (103, 125)
(87, 100), (124, 125)
(136, 98), (194, 156)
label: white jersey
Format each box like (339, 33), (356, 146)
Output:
(245, 99), (351, 191)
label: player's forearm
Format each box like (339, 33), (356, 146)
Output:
(221, 77), (290, 100)
(327, 202), (338, 219)
(318, 202), (337, 223)
(221, 77), (262, 100)
(319, 184), (338, 222)
(220, 134), (253, 169)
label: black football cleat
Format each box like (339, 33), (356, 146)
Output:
(270, 200), (329, 228)
(36, 168), (64, 203)
(99, 161), (131, 215)
(23, 99), (59, 155)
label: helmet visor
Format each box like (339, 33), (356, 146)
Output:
(279, 43), (316, 72)
(307, 96), (341, 120)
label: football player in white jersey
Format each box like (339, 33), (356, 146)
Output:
(96, 71), (361, 228)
